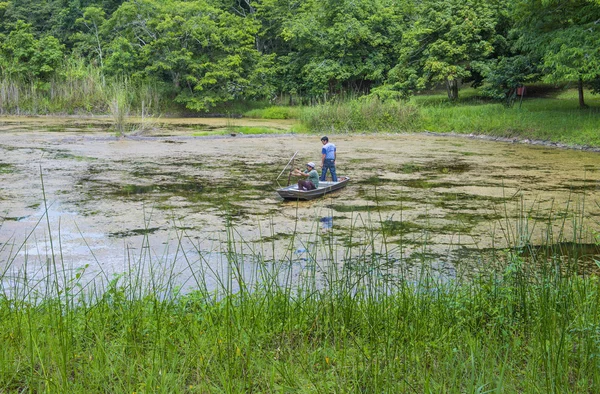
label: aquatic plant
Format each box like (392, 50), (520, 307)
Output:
(107, 78), (132, 137)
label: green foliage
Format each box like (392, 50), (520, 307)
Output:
(473, 55), (540, 106)
(0, 21), (64, 83)
(0, 21), (36, 80)
(103, 36), (136, 77)
(1, 0), (57, 35)
(514, 0), (600, 104)
(103, 0), (274, 111)
(72, 6), (107, 67)
(387, 0), (506, 101)
(0, 0), (126, 41)
(368, 83), (413, 101)
(279, 0), (405, 98)
(0, 0), (599, 114)
(0, 2), (7, 21)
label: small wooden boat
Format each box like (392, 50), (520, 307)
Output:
(277, 176), (350, 201)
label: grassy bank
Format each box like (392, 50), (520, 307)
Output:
(248, 87), (600, 147)
(414, 88), (600, 146)
(1, 211), (600, 392)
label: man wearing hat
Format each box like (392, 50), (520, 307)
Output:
(320, 136), (337, 182)
(291, 162), (320, 191)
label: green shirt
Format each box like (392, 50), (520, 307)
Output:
(305, 169), (319, 188)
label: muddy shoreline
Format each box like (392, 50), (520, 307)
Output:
(424, 131), (600, 153)
(2, 114), (599, 151)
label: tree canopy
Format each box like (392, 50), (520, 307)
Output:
(0, 0), (599, 110)
(514, 0), (600, 107)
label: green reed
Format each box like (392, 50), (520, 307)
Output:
(299, 98), (422, 133)
(106, 77), (133, 137)
(0, 198), (599, 392)
(0, 59), (165, 118)
(0, 58), (106, 115)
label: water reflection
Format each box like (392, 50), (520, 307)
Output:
(320, 216), (333, 229)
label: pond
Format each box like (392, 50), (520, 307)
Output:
(1, 117), (599, 295)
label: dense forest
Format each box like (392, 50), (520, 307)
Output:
(0, 0), (599, 113)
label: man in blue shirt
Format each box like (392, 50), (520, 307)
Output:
(320, 136), (337, 182)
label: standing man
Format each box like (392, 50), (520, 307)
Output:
(320, 136), (337, 182)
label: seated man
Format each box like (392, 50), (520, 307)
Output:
(291, 162), (320, 190)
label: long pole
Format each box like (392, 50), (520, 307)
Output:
(276, 151), (299, 183)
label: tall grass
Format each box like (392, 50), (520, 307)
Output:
(1, 197), (600, 392)
(0, 58), (106, 115)
(300, 99), (421, 133)
(0, 58), (164, 117)
(106, 77), (163, 136)
(106, 78), (163, 136)
(106, 78), (132, 136)
(51, 57), (107, 113)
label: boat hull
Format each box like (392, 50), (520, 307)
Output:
(277, 177), (350, 200)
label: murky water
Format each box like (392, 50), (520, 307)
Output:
(1, 117), (599, 293)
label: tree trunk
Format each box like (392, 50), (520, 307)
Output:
(446, 78), (459, 101)
(578, 77), (587, 108)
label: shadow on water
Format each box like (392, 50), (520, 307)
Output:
(0, 163), (14, 174)
(381, 219), (422, 236)
(398, 160), (472, 175)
